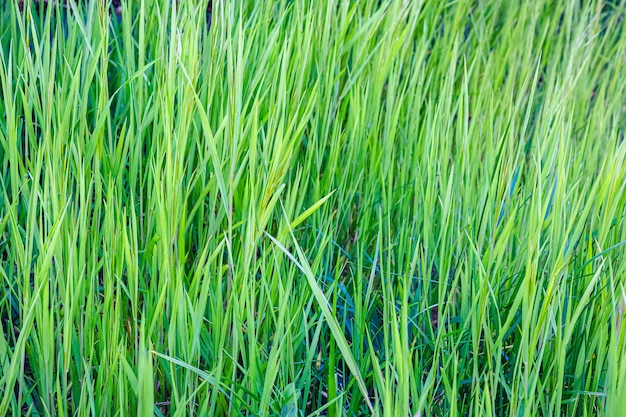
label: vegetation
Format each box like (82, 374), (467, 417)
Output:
(1, 0), (625, 415)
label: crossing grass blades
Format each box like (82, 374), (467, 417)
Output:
(0, 0), (626, 416)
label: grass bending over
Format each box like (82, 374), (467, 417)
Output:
(1, 0), (626, 416)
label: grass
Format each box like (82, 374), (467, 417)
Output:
(1, 0), (626, 415)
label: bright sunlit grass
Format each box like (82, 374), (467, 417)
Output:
(1, 0), (626, 415)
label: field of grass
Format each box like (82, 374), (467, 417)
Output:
(1, 0), (626, 415)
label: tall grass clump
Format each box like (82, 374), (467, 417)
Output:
(1, 0), (626, 415)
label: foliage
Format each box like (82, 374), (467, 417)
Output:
(1, 0), (626, 415)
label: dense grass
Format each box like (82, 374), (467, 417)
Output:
(1, 0), (626, 415)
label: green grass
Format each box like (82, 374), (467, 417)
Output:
(1, 0), (626, 415)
